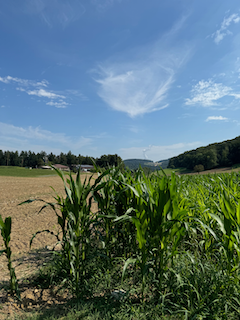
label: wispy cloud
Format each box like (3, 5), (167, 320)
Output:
(0, 74), (87, 109)
(91, 0), (122, 12)
(211, 13), (240, 44)
(23, 0), (86, 28)
(0, 122), (92, 151)
(65, 89), (88, 100)
(185, 79), (240, 107)
(206, 116), (228, 122)
(96, 64), (172, 117)
(46, 100), (69, 108)
(0, 74), (75, 108)
(95, 23), (190, 117)
(120, 142), (202, 162)
(17, 87), (65, 99)
(0, 75), (48, 87)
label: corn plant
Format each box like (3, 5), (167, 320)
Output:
(20, 167), (110, 297)
(93, 167), (138, 261)
(0, 214), (20, 300)
(210, 179), (240, 273)
(116, 170), (188, 296)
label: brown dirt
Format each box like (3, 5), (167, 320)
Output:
(0, 174), (98, 319)
(183, 167), (240, 175)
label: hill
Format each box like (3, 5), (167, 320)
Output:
(156, 159), (169, 169)
(124, 158), (169, 171)
(168, 136), (240, 171)
(124, 159), (157, 171)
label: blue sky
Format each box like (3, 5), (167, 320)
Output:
(1, 0), (240, 161)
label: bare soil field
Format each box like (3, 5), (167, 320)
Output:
(0, 174), (98, 319)
(183, 167), (240, 175)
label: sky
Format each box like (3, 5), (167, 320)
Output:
(1, 0), (240, 162)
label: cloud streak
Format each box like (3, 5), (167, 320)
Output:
(0, 75), (48, 87)
(46, 100), (69, 108)
(185, 79), (240, 107)
(0, 74), (75, 108)
(95, 30), (190, 117)
(211, 13), (240, 44)
(0, 122), (92, 151)
(96, 64), (172, 117)
(206, 116), (228, 122)
(18, 88), (65, 99)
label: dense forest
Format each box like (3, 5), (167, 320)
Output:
(0, 150), (122, 169)
(168, 136), (240, 170)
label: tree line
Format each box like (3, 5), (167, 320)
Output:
(0, 150), (123, 169)
(168, 136), (240, 171)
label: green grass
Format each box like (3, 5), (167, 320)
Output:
(0, 166), (58, 177)
(160, 167), (190, 175)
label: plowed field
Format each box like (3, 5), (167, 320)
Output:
(0, 174), (98, 318)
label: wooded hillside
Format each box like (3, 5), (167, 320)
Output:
(168, 136), (240, 170)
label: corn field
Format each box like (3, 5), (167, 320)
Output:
(3, 167), (240, 319)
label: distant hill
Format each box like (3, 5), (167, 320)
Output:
(156, 159), (169, 169)
(168, 135), (240, 171)
(123, 159), (168, 171)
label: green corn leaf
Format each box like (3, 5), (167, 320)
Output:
(4, 217), (11, 238)
(236, 202), (240, 225)
(210, 213), (226, 234)
(0, 215), (4, 229)
(18, 199), (36, 206)
(0, 249), (6, 256)
(122, 257), (137, 283)
(30, 230), (59, 248)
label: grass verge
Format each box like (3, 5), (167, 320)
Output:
(0, 166), (58, 177)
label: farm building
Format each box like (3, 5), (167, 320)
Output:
(40, 165), (52, 170)
(80, 164), (94, 171)
(52, 164), (70, 171)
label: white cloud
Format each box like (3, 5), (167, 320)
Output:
(212, 13), (240, 44)
(46, 100), (69, 108)
(23, 88), (65, 99)
(0, 74), (72, 108)
(185, 79), (240, 107)
(93, 16), (191, 117)
(0, 122), (92, 151)
(206, 116), (228, 122)
(0, 75), (48, 87)
(120, 142), (202, 162)
(1, 105), (5, 108)
(96, 63), (172, 117)
(95, 35), (190, 117)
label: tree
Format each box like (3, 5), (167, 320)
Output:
(66, 151), (76, 166)
(9, 151), (19, 166)
(96, 154), (123, 168)
(59, 152), (68, 166)
(0, 150), (5, 165)
(194, 164), (204, 173)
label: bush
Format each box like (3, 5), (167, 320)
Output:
(194, 164), (204, 173)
